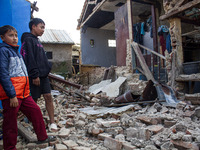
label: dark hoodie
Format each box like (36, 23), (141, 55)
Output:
(20, 32), (51, 78)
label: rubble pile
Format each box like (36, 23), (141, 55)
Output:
(1, 89), (200, 150)
(0, 67), (199, 150)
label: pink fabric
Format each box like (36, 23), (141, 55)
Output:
(2, 96), (47, 150)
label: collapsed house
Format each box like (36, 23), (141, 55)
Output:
(77, 0), (200, 105)
(1, 0), (200, 149)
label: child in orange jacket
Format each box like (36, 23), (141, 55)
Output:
(0, 25), (55, 150)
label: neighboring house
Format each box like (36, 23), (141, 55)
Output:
(39, 29), (75, 77)
(77, 0), (200, 95)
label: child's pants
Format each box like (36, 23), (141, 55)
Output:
(2, 96), (48, 150)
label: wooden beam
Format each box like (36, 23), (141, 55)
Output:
(160, 0), (200, 20)
(151, 5), (158, 53)
(137, 43), (166, 60)
(167, 0), (187, 14)
(127, 0), (133, 41)
(182, 30), (200, 37)
(131, 41), (156, 82)
(80, 0), (107, 29)
(48, 74), (82, 89)
(176, 74), (200, 82)
(180, 17), (200, 26)
(131, 0), (156, 5)
(17, 122), (37, 143)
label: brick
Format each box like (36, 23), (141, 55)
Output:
(66, 114), (75, 118)
(55, 144), (68, 150)
(96, 118), (120, 127)
(136, 116), (161, 125)
(97, 133), (112, 141)
(58, 128), (70, 138)
(104, 137), (122, 150)
(92, 128), (103, 136)
(171, 140), (199, 150)
(122, 142), (137, 150)
(72, 146), (91, 150)
(126, 127), (150, 141)
(147, 125), (164, 134)
(62, 140), (78, 148)
(164, 120), (177, 128)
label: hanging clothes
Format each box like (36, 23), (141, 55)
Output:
(147, 16), (153, 38)
(133, 23), (143, 44)
(166, 33), (172, 53)
(141, 22), (145, 35)
(159, 35), (166, 56)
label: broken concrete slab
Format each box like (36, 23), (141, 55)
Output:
(101, 77), (127, 97)
(88, 79), (112, 94)
(79, 105), (135, 116)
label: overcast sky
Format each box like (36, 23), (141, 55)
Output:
(29, 0), (85, 44)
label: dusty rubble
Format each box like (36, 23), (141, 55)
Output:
(1, 91), (200, 150)
(0, 67), (200, 150)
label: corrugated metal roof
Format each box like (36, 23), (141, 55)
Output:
(39, 29), (74, 44)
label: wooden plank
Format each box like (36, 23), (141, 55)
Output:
(151, 5), (158, 53)
(127, 0), (133, 41)
(182, 30), (200, 36)
(131, 41), (156, 82)
(176, 74), (200, 81)
(180, 17), (200, 26)
(185, 93), (200, 105)
(48, 73), (82, 89)
(80, 0), (106, 29)
(17, 122), (37, 143)
(137, 43), (166, 60)
(167, 0), (187, 14)
(115, 3), (129, 66)
(160, 0), (200, 20)
(132, 0), (156, 5)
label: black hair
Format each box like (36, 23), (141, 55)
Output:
(0, 25), (17, 36)
(29, 18), (45, 31)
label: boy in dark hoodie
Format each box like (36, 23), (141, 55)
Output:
(20, 18), (58, 132)
(0, 25), (56, 150)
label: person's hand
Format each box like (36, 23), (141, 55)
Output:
(33, 77), (40, 86)
(10, 97), (19, 107)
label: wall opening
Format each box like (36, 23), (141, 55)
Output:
(108, 39), (116, 47)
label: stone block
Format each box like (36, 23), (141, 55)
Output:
(104, 137), (122, 150)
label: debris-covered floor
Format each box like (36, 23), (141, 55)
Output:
(0, 66), (200, 150)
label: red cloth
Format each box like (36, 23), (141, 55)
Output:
(2, 96), (47, 150)
(159, 35), (166, 56)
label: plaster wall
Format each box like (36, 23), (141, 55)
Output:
(42, 43), (72, 62)
(81, 27), (116, 67)
(42, 43), (72, 75)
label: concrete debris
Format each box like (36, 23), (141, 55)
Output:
(88, 79), (112, 94)
(0, 67), (199, 150)
(101, 77), (126, 98)
(0, 88), (199, 150)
